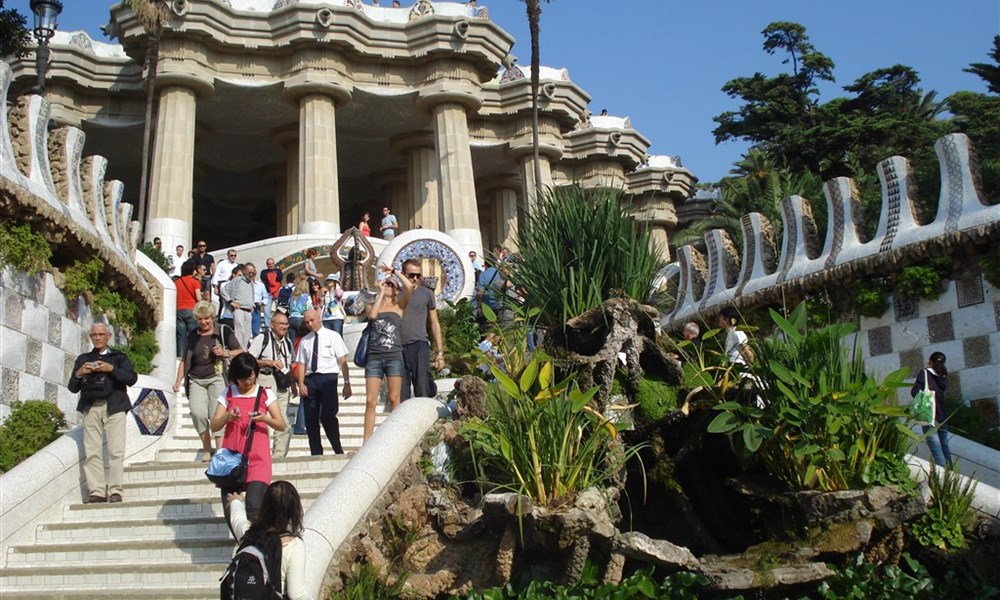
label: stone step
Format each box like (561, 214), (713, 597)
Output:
(119, 469), (334, 501)
(0, 562), (223, 594)
(161, 418), (382, 446)
(153, 436), (364, 462)
(124, 454), (348, 484)
(0, 587), (216, 600)
(60, 490), (322, 523)
(6, 535), (237, 566)
(35, 515), (230, 544)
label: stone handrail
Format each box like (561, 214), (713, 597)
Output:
(662, 134), (1000, 328)
(302, 396), (449, 598)
(0, 59), (157, 321)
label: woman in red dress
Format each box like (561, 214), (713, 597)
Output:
(210, 353), (286, 538)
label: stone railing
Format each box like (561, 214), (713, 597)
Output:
(662, 134), (1000, 327)
(0, 59), (157, 318)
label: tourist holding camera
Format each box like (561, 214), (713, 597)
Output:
(67, 323), (138, 504)
(247, 312), (296, 457)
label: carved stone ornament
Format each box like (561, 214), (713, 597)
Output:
(499, 65), (525, 84)
(68, 32), (94, 53)
(272, 0), (297, 9)
(170, 0), (190, 17)
(316, 7), (334, 27)
(409, 0), (434, 21)
(329, 228), (376, 292)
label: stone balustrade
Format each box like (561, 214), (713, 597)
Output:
(662, 134), (1000, 328)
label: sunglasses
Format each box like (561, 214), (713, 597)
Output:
(197, 244), (207, 248)
(406, 272), (422, 279)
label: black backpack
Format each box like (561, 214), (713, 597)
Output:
(277, 284), (293, 309)
(220, 530), (284, 600)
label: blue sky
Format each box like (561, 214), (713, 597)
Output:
(8, 0), (999, 183)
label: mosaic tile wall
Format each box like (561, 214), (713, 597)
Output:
(860, 275), (1000, 415)
(0, 268), (104, 426)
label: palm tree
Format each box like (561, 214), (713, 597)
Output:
(128, 0), (168, 234)
(523, 0), (551, 205)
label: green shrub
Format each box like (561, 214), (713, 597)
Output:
(853, 279), (889, 318)
(113, 328), (158, 375)
(460, 566), (707, 599)
(137, 242), (172, 274)
(0, 221), (52, 275)
(0, 400), (67, 472)
(981, 245), (1000, 288)
(438, 298), (481, 373)
(943, 394), (1000, 450)
(331, 563), (408, 600)
(635, 377), (679, 424)
(62, 258), (104, 299)
(911, 463), (977, 551)
(896, 265), (946, 301)
(508, 184), (663, 328)
(707, 302), (916, 492)
(93, 287), (138, 335)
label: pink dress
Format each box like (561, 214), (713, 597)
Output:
(217, 384), (277, 486)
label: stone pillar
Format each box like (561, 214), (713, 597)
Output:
(431, 102), (481, 248)
(520, 154), (553, 215)
(491, 187), (519, 251)
(649, 226), (670, 262)
(374, 169), (409, 232)
(392, 132), (439, 230)
(271, 126), (299, 236)
(284, 80), (351, 236)
(145, 74), (214, 251)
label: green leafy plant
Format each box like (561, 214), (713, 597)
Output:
(93, 287), (139, 335)
(896, 264), (946, 301)
(0, 221), (52, 275)
(62, 258), (104, 299)
(438, 298), (482, 374)
(331, 563), (409, 600)
(459, 566), (707, 599)
(462, 352), (642, 506)
(707, 303), (916, 492)
(634, 377), (679, 424)
(942, 395), (1000, 450)
(383, 513), (421, 566)
(507, 184), (663, 328)
(911, 463), (978, 551)
(113, 328), (158, 375)
(980, 244), (1000, 288)
(137, 241), (172, 274)
(853, 279), (889, 318)
(0, 400), (67, 473)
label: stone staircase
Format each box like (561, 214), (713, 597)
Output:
(0, 372), (383, 599)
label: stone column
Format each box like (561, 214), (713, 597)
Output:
(431, 102), (481, 248)
(284, 80), (351, 236)
(374, 169), (409, 232)
(392, 132), (439, 230)
(520, 154), (553, 214)
(145, 74), (214, 251)
(491, 187), (519, 251)
(271, 125), (298, 236)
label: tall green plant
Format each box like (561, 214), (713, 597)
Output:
(509, 185), (662, 327)
(462, 353), (640, 506)
(911, 463), (978, 551)
(707, 303), (916, 491)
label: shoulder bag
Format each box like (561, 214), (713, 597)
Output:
(353, 321), (374, 368)
(206, 386), (264, 488)
(909, 369), (936, 426)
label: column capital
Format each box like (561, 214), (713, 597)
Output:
(282, 75), (352, 106)
(476, 174), (521, 195)
(153, 72), (215, 99)
(508, 140), (563, 162)
(371, 167), (408, 190)
(390, 130), (436, 155)
(415, 82), (482, 114)
(270, 124), (299, 149)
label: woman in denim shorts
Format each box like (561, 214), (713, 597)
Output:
(362, 269), (412, 442)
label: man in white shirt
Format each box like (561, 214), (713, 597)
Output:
(170, 244), (185, 279)
(246, 263), (269, 338)
(221, 263), (255, 348)
(247, 312), (296, 457)
(212, 248), (239, 297)
(293, 309), (352, 455)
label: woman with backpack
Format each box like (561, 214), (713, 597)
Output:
(174, 301), (243, 462)
(210, 354), (286, 536)
(225, 481), (307, 600)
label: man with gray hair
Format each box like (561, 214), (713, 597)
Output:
(67, 323), (138, 503)
(682, 322), (700, 342)
(221, 262), (255, 348)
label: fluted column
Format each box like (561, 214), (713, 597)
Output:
(392, 132), (439, 230)
(146, 75), (213, 251)
(520, 154), (553, 215)
(373, 169), (410, 232)
(491, 187), (519, 251)
(271, 126), (299, 236)
(430, 102), (481, 249)
(649, 226), (670, 262)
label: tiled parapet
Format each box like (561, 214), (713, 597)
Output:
(662, 134), (1000, 328)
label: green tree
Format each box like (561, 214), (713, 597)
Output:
(0, 0), (31, 58)
(964, 35), (1000, 94)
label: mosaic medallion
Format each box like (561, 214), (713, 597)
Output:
(132, 388), (169, 436)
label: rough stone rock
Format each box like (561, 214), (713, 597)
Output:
(769, 563), (835, 586)
(403, 570), (456, 600)
(392, 484), (431, 531)
(427, 488), (482, 540)
(453, 375), (489, 419)
(495, 523), (516, 583)
(482, 492), (533, 517)
(403, 532), (448, 572)
(793, 486), (926, 531)
(698, 555), (833, 591)
(614, 531), (700, 570)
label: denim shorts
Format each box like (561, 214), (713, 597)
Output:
(365, 356), (405, 378)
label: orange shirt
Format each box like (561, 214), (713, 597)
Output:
(176, 275), (200, 310)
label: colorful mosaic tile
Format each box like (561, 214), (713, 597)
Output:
(926, 313), (954, 343)
(131, 388), (169, 436)
(955, 275), (984, 308)
(962, 336), (992, 369)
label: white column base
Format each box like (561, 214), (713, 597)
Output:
(145, 217), (191, 255)
(446, 228), (483, 254)
(299, 221), (341, 236)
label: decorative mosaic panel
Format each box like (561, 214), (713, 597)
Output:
(955, 275), (984, 308)
(390, 238), (467, 302)
(4, 292), (23, 329)
(940, 136), (966, 235)
(44, 381), (57, 403)
(25, 338), (41, 376)
(47, 311), (61, 345)
(879, 159), (902, 252)
(867, 326), (893, 357)
(962, 336), (992, 369)
(1, 368), (19, 403)
(926, 313), (954, 343)
(132, 388), (169, 436)
(899, 349), (925, 377)
(893, 295), (919, 322)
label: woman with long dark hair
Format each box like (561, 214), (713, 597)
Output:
(226, 480), (307, 600)
(911, 352), (953, 466)
(210, 354), (286, 533)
